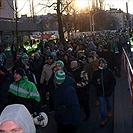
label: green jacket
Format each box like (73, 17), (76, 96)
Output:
(9, 76), (40, 102)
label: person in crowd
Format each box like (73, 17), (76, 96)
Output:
(0, 45), (6, 66)
(30, 52), (44, 91)
(92, 58), (116, 126)
(0, 62), (13, 113)
(47, 60), (75, 112)
(40, 55), (56, 107)
(99, 45), (115, 72)
(54, 70), (80, 133)
(70, 60), (90, 121)
(0, 104), (36, 133)
(47, 66), (57, 112)
(111, 36), (122, 77)
(8, 68), (41, 114)
(62, 53), (71, 72)
(12, 53), (36, 84)
(11, 43), (17, 62)
(87, 55), (99, 106)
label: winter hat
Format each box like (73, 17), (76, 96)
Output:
(99, 58), (107, 64)
(14, 68), (25, 77)
(34, 52), (40, 57)
(22, 53), (29, 59)
(47, 55), (53, 60)
(0, 104), (36, 133)
(56, 60), (64, 68)
(54, 70), (66, 84)
(80, 56), (86, 61)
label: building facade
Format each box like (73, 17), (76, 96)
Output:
(0, 0), (14, 19)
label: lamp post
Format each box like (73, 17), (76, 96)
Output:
(92, 12), (102, 32)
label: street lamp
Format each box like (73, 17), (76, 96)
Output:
(92, 12), (102, 32)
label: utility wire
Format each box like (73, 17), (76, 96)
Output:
(6, 0), (28, 13)
(18, 0), (28, 12)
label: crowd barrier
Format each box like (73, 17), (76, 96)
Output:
(123, 48), (133, 108)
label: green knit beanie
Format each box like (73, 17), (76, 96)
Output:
(34, 52), (40, 57)
(56, 60), (64, 68)
(54, 70), (66, 84)
(22, 53), (29, 59)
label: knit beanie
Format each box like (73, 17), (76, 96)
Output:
(34, 52), (40, 57)
(99, 58), (107, 64)
(56, 60), (64, 68)
(22, 53), (29, 59)
(54, 70), (66, 84)
(14, 68), (25, 77)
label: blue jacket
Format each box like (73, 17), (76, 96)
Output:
(54, 76), (80, 125)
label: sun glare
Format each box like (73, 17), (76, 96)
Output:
(76, 0), (88, 9)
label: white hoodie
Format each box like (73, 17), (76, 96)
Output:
(0, 104), (36, 133)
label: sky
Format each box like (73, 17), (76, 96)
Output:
(16, 0), (133, 16)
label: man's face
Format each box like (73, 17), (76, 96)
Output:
(47, 59), (53, 65)
(14, 73), (22, 82)
(99, 62), (105, 69)
(0, 120), (24, 133)
(56, 64), (63, 71)
(23, 58), (29, 64)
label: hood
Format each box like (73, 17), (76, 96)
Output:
(0, 104), (36, 133)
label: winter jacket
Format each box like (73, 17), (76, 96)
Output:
(30, 58), (44, 84)
(8, 76), (41, 113)
(40, 61), (56, 84)
(54, 76), (80, 125)
(92, 66), (116, 97)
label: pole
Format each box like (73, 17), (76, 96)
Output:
(92, 12), (102, 32)
(15, 0), (19, 49)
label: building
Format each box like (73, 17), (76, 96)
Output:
(0, 0), (14, 19)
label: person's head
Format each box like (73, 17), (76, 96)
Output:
(56, 60), (64, 71)
(87, 55), (94, 63)
(46, 55), (54, 65)
(0, 104), (36, 133)
(70, 60), (78, 70)
(21, 53), (29, 65)
(63, 54), (69, 61)
(14, 68), (25, 82)
(54, 70), (66, 85)
(80, 55), (87, 64)
(34, 52), (40, 60)
(98, 58), (107, 69)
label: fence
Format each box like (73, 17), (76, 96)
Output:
(123, 48), (133, 108)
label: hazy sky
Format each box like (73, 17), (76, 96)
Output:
(16, 0), (133, 16)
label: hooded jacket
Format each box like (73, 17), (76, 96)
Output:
(92, 66), (116, 97)
(54, 76), (80, 125)
(0, 104), (36, 133)
(8, 76), (40, 113)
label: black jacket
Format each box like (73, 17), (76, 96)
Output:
(92, 66), (116, 97)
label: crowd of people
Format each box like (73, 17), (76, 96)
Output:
(0, 31), (127, 132)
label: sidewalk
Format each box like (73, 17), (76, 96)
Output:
(114, 66), (133, 133)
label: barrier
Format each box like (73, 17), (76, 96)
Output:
(123, 48), (133, 108)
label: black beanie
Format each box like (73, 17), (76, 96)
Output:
(14, 68), (25, 77)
